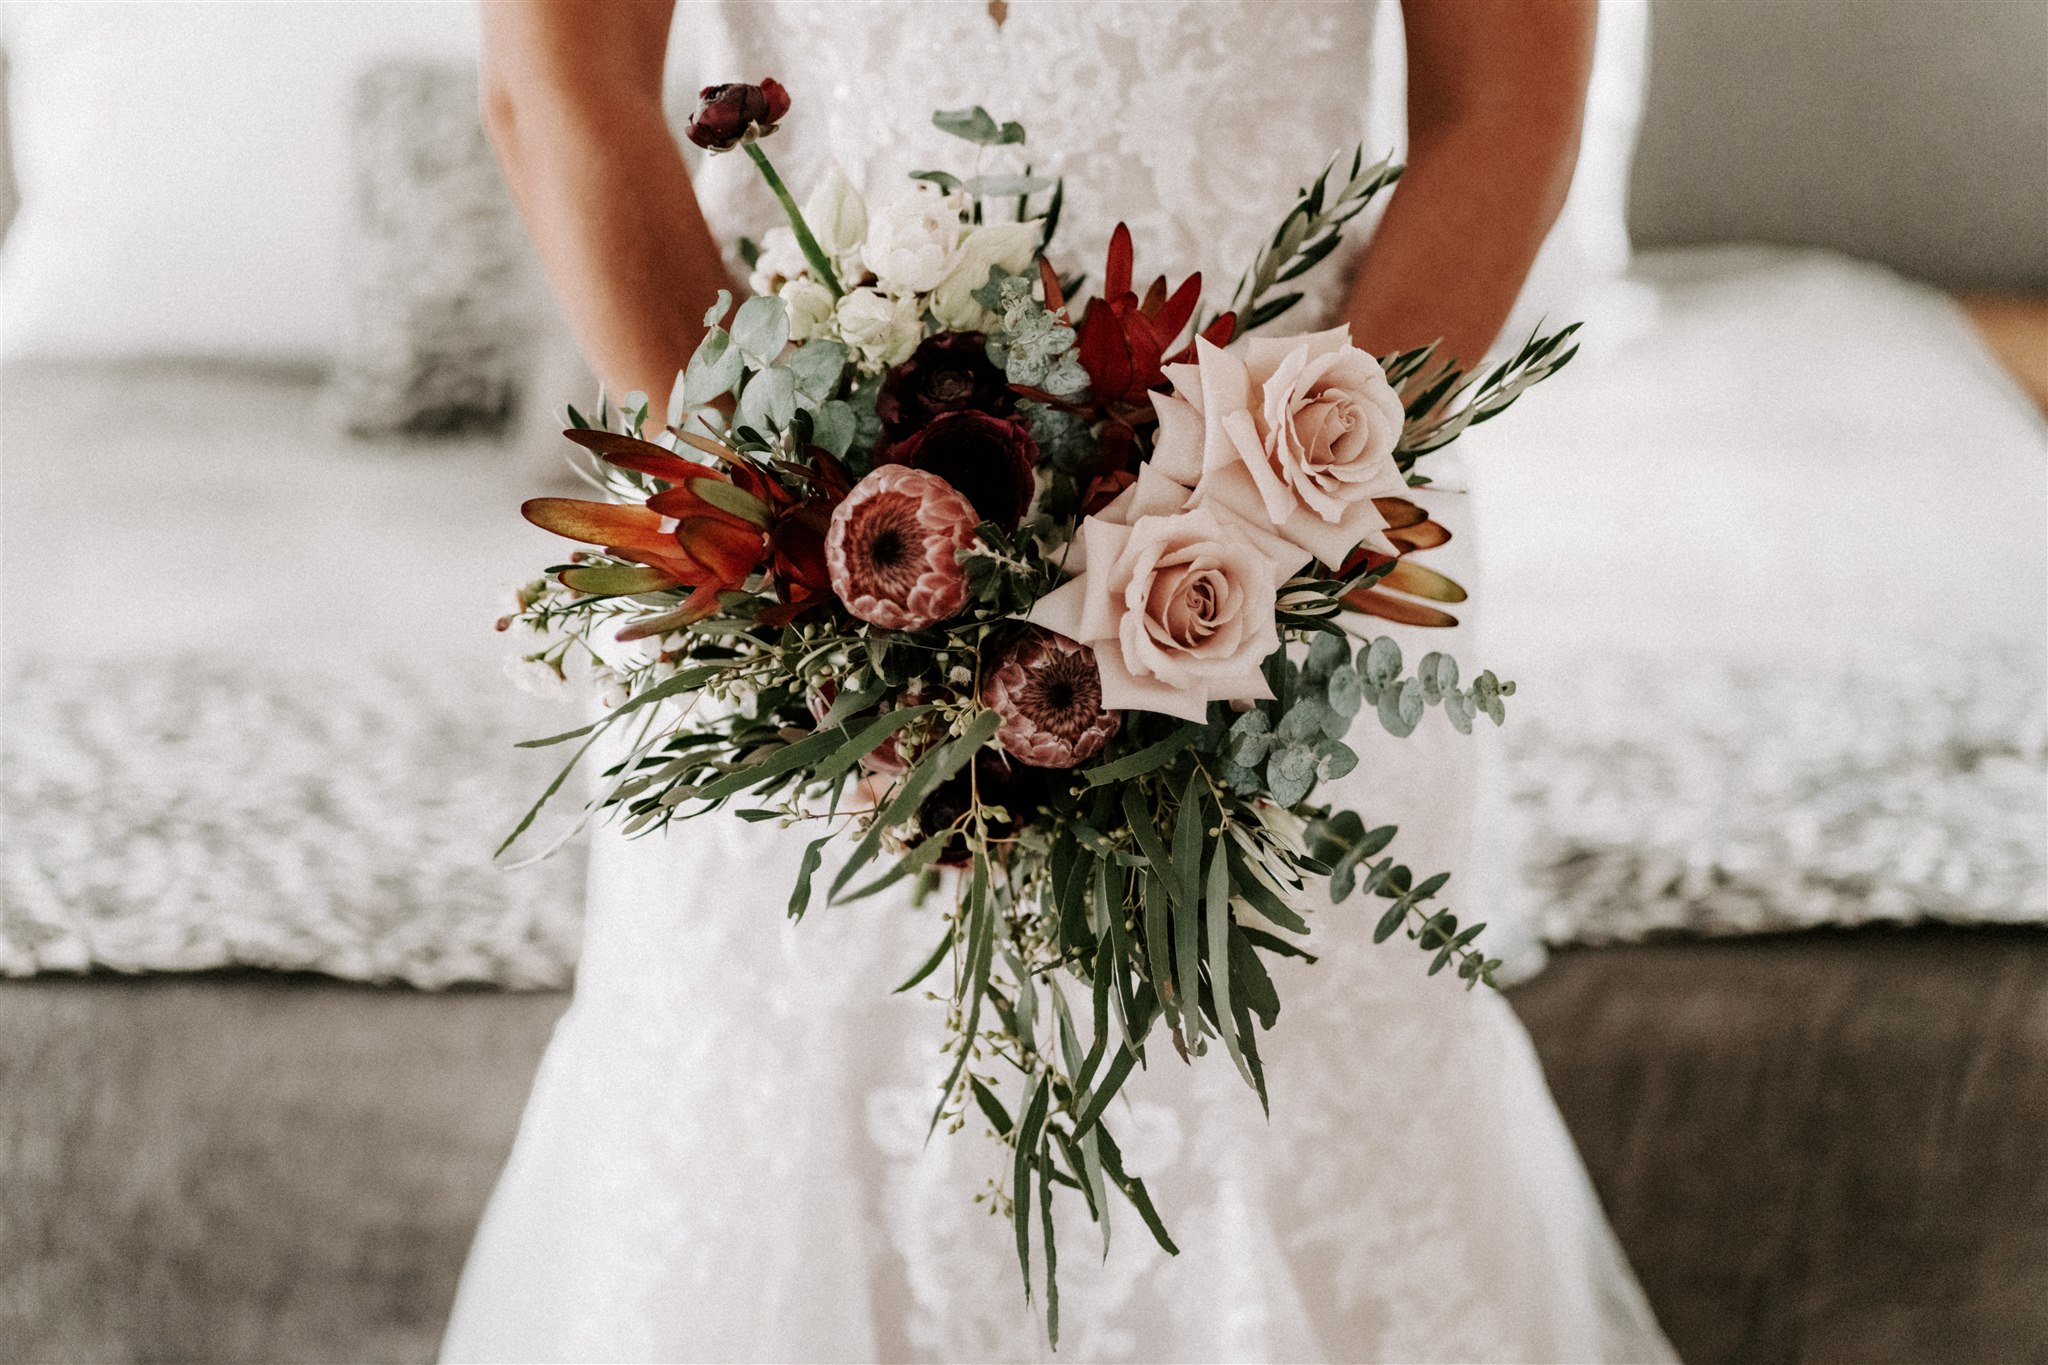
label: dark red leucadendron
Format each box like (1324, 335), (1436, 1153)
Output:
(1074, 223), (1237, 406)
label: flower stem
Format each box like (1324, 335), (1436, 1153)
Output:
(744, 143), (843, 298)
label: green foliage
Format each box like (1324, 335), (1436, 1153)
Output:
(1384, 321), (1582, 473)
(1218, 146), (1401, 337)
(933, 105), (1027, 146)
(977, 266), (1088, 398)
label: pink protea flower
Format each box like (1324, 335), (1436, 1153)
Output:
(826, 465), (980, 630)
(982, 627), (1121, 768)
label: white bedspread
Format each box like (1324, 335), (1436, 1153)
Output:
(1471, 246), (2045, 946)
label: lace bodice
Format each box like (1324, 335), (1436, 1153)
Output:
(671, 0), (1381, 328)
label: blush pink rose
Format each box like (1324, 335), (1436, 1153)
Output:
(826, 465), (979, 630)
(1150, 324), (1410, 569)
(1026, 464), (1297, 722)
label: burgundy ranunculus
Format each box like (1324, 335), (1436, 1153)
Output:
(876, 332), (1017, 444)
(884, 410), (1038, 532)
(982, 627), (1121, 768)
(685, 79), (792, 152)
(825, 465), (979, 630)
(913, 751), (1052, 866)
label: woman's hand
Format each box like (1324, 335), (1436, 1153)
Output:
(481, 0), (739, 424)
(1345, 0), (1597, 370)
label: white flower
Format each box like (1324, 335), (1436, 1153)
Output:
(1151, 325), (1410, 568)
(928, 219), (1044, 330)
(781, 278), (837, 342)
(802, 164), (868, 266)
(1027, 463), (1301, 722)
(862, 185), (966, 293)
(835, 287), (924, 369)
(747, 226), (809, 296)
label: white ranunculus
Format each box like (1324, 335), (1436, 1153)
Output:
(1150, 325), (1410, 568)
(747, 226), (809, 296)
(1027, 463), (1300, 722)
(861, 186), (967, 294)
(834, 287), (923, 370)
(928, 219), (1044, 330)
(781, 278), (837, 342)
(802, 164), (868, 267)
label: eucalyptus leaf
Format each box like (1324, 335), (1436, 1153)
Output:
(1363, 635), (1403, 687)
(788, 339), (849, 401)
(1324, 663), (1362, 720)
(736, 364), (798, 434)
(1376, 676), (1425, 738)
(1267, 744), (1316, 807)
(1313, 737), (1357, 782)
(730, 294), (791, 365)
(787, 835), (829, 920)
(682, 329), (744, 407)
(812, 400), (857, 457)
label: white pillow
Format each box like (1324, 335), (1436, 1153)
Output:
(1368, 0), (1654, 353)
(0, 2), (479, 363)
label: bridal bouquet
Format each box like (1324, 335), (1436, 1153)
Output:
(502, 79), (1576, 1341)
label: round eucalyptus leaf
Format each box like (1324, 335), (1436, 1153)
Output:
(1313, 737), (1358, 781)
(730, 294), (792, 367)
(1363, 635), (1403, 688)
(1304, 631), (1350, 683)
(1324, 663), (1362, 720)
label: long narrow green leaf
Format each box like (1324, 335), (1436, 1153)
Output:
(970, 1076), (1013, 1138)
(1082, 729), (1195, 785)
(1049, 1124), (1100, 1224)
(1013, 1075), (1051, 1302)
(1122, 786), (1176, 896)
(840, 831), (950, 904)
(1074, 958), (1112, 1099)
(495, 725), (605, 856)
(812, 704), (936, 783)
(928, 856), (994, 1138)
(1072, 1044), (1136, 1141)
(1096, 1124), (1179, 1256)
(1052, 983), (1085, 1085)
(689, 724), (850, 803)
(1096, 859), (1135, 1052)
(1207, 845), (1257, 1091)
(1081, 1123), (1111, 1261)
(514, 665), (724, 748)
(1171, 777), (1205, 1036)
(787, 835), (829, 920)
(891, 918), (956, 994)
(830, 709), (999, 901)
(1039, 1143), (1060, 1347)
(1142, 872), (1179, 1027)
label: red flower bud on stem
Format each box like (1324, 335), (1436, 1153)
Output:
(686, 79), (791, 153)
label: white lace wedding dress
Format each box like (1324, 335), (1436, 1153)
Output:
(444, 3), (1678, 1360)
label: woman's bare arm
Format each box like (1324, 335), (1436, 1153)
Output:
(1343, 0), (1596, 369)
(481, 0), (735, 422)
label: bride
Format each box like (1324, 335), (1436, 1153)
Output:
(449, 2), (1677, 1360)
